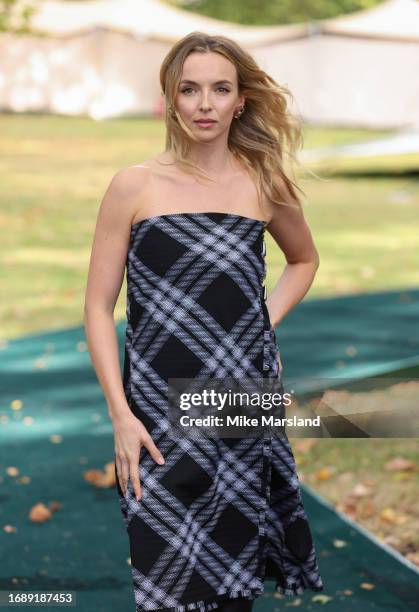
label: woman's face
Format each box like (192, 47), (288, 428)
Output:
(174, 51), (244, 140)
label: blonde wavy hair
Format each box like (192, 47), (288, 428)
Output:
(159, 31), (307, 211)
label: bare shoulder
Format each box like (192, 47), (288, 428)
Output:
(109, 162), (153, 198)
(114, 154), (174, 191)
(92, 163), (153, 235)
(104, 162), (156, 223)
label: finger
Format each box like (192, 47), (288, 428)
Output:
(142, 435), (165, 465)
(130, 460), (142, 501)
(121, 460), (130, 495)
(115, 458), (123, 495)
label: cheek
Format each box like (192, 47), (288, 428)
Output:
(176, 97), (196, 118)
(217, 98), (236, 117)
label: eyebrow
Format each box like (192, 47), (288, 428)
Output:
(179, 79), (233, 86)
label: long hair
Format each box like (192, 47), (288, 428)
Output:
(159, 31), (306, 210)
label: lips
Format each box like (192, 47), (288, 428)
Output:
(194, 120), (216, 124)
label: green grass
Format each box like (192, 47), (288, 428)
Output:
(1, 112), (418, 339)
(299, 125), (394, 149)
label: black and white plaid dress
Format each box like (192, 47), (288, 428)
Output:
(116, 212), (324, 611)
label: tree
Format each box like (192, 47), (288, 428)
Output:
(167, 0), (382, 26)
(0, 0), (38, 33)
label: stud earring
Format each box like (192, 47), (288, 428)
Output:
(234, 105), (245, 119)
(167, 103), (177, 119)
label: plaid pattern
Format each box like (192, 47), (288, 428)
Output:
(116, 212), (324, 611)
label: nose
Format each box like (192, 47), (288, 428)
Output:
(199, 89), (212, 111)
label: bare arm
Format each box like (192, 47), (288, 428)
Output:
(84, 166), (165, 500)
(266, 199), (320, 329)
(84, 168), (135, 417)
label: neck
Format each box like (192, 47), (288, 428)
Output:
(184, 136), (239, 178)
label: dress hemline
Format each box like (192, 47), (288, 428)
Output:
(134, 578), (325, 611)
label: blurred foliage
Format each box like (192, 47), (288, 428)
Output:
(1, 0), (385, 32)
(165, 0), (382, 26)
(0, 0), (37, 32)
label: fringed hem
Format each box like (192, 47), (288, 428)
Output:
(274, 581), (325, 597)
(134, 580), (325, 611)
(135, 587), (262, 612)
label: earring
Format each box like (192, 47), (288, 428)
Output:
(167, 103), (177, 119)
(234, 105), (245, 119)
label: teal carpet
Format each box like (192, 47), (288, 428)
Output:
(1, 288), (418, 610)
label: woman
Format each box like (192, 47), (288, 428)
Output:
(84, 32), (324, 612)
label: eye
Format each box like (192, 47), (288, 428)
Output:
(180, 87), (194, 94)
(217, 87), (230, 93)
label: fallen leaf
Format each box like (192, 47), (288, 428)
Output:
(29, 503), (52, 522)
(3, 524), (17, 533)
(83, 461), (116, 488)
(333, 539), (347, 548)
(352, 483), (373, 497)
(6, 467), (19, 477)
(362, 478), (376, 487)
(345, 345), (357, 357)
(360, 582), (375, 590)
(18, 476), (31, 484)
(384, 457), (416, 472)
(312, 594), (333, 603)
(392, 471), (413, 481)
(379, 507), (408, 525)
(314, 467), (335, 481)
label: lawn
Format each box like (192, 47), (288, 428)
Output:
(1, 113), (418, 339)
(1, 113), (418, 566)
